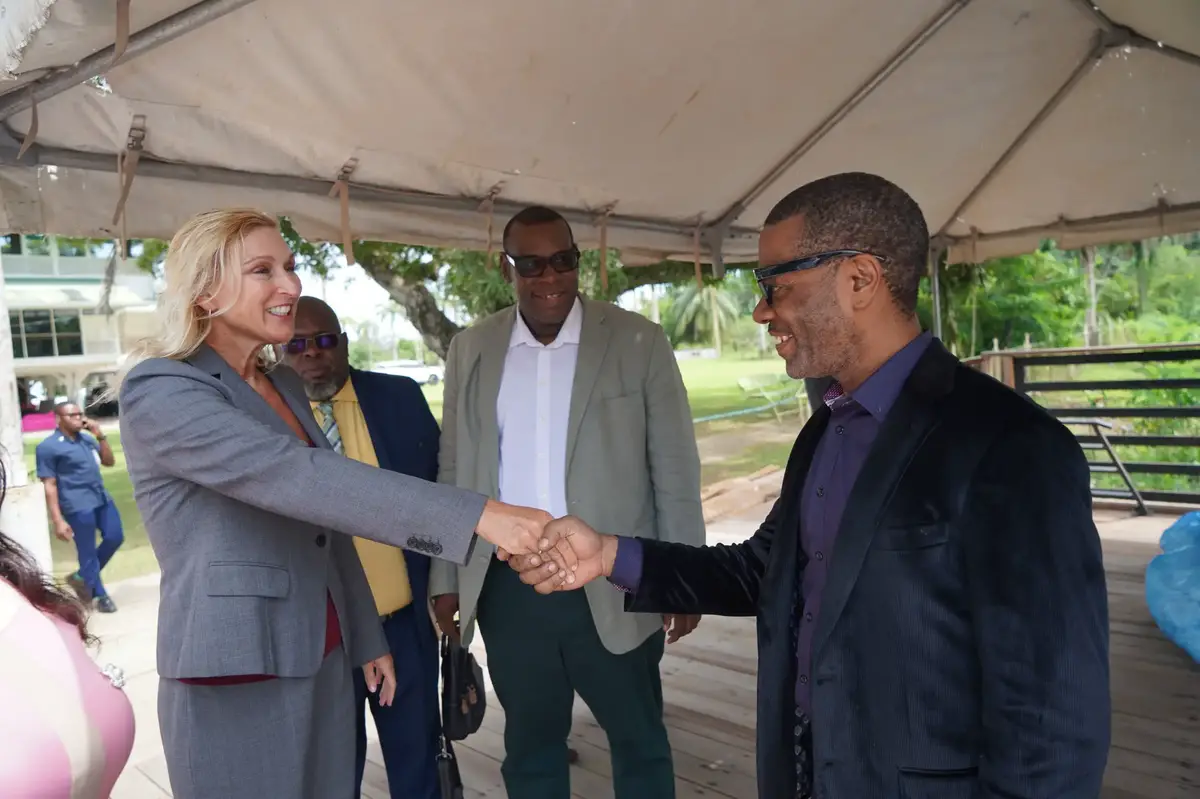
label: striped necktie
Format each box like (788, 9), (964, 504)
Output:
(316, 401), (344, 454)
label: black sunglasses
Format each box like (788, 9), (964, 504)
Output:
(284, 332), (343, 355)
(504, 246), (581, 279)
(753, 249), (887, 305)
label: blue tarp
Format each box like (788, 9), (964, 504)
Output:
(1144, 511), (1200, 663)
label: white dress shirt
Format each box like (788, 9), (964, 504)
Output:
(496, 298), (583, 518)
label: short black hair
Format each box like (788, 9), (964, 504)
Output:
(53, 402), (77, 416)
(763, 172), (929, 314)
(502, 206), (575, 253)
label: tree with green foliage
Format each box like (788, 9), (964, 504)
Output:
(917, 250), (1088, 355)
(661, 283), (740, 351)
(913, 236), (1200, 357)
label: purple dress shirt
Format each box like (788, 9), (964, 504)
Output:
(609, 332), (934, 717)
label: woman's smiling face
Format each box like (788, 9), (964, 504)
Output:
(203, 225), (301, 348)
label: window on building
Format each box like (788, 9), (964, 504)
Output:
(53, 310), (83, 355)
(9, 309), (84, 358)
(1, 234), (21, 254)
(22, 235), (51, 256)
(55, 237), (89, 257)
(55, 237), (112, 258)
(8, 312), (19, 360)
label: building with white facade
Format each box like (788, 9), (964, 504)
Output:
(4, 234), (158, 413)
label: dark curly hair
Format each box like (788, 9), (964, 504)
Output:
(0, 452), (94, 644)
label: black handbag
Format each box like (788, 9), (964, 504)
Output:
(440, 633), (487, 741)
(436, 734), (464, 799)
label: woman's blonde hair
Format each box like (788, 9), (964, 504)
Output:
(110, 208), (282, 394)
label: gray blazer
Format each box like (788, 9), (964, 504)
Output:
(118, 344), (487, 679)
(430, 298), (704, 655)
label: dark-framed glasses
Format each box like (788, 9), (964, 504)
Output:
(284, 332), (342, 355)
(504, 246), (581, 278)
(753, 249), (887, 305)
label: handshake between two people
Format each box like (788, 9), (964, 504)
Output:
(475, 500), (615, 594)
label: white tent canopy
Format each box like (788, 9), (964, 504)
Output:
(0, 0), (1197, 271)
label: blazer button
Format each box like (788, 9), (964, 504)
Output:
(315, 534), (327, 548)
(431, 542), (443, 556)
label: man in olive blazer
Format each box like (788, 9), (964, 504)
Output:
(430, 205), (705, 798)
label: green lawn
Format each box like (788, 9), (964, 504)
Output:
(26, 356), (791, 582)
(421, 356), (790, 429)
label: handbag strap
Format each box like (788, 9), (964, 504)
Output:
(438, 633), (455, 742)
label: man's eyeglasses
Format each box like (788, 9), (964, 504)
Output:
(284, 332), (343, 355)
(753, 249), (887, 306)
(504, 246), (581, 279)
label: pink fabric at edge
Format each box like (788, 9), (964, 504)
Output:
(0, 585), (135, 798)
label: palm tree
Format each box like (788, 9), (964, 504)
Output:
(664, 283), (739, 353)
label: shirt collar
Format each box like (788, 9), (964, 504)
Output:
(509, 296), (583, 350)
(842, 331), (933, 420)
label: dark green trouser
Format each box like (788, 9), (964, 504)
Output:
(476, 558), (674, 799)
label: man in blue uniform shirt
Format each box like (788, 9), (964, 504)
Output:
(35, 402), (123, 613)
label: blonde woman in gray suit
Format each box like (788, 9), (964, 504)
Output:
(114, 209), (565, 799)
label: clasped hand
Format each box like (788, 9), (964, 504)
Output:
(496, 515), (615, 594)
(474, 504), (610, 592)
(473, 499), (584, 578)
(487, 515), (701, 642)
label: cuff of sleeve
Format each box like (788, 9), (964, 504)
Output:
(607, 537), (644, 593)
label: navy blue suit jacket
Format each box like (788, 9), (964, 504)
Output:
(349, 368), (440, 651)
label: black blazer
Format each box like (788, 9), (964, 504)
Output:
(351, 368), (441, 650)
(628, 341), (1111, 798)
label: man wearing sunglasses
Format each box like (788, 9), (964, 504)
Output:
(282, 297), (444, 799)
(431, 206), (704, 798)
(507, 174), (1111, 798)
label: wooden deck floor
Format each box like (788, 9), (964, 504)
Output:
(1095, 527), (1199, 799)
(114, 510), (1199, 799)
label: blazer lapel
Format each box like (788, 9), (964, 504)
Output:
(566, 298), (610, 471)
(270, 368), (329, 450)
(186, 345), (322, 445)
(475, 309), (513, 497)
(811, 343), (957, 660)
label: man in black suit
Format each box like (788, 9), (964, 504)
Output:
(505, 173), (1112, 798)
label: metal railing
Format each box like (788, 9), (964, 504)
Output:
(967, 343), (1200, 508)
